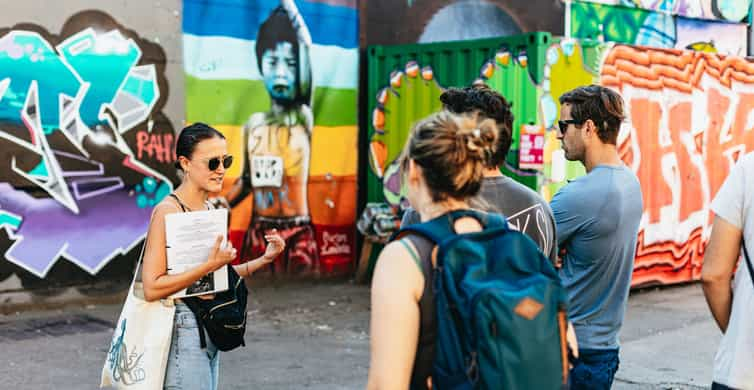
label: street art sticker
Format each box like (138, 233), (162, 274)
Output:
(0, 11), (175, 279)
(570, 1), (749, 56)
(579, 0), (753, 22)
(183, 0), (358, 277)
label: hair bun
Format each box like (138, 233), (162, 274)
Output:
(456, 116), (498, 166)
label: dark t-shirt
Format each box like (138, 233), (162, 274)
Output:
(400, 176), (558, 263)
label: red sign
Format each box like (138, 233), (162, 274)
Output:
(519, 124), (545, 169)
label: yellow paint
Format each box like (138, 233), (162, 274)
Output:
(213, 124), (244, 180)
(548, 43), (598, 120)
(310, 125), (358, 176)
(212, 124), (357, 180)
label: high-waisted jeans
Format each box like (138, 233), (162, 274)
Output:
(163, 302), (219, 390)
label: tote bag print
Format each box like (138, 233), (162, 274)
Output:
(101, 265), (175, 389)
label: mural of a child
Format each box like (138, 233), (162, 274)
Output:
(227, 0), (318, 276)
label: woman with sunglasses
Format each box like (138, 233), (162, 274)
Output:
(141, 122), (286, 390)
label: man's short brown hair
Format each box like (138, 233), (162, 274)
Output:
(559, 85), (625, 144)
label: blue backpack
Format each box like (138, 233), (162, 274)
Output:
(396, 209), (569, 389)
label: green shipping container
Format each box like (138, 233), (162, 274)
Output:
(360, 32), (552, 278)
(365, 32), (552, 205)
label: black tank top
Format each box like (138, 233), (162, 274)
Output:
(402, 234), (436, 390)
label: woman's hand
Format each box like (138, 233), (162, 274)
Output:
(207, 235), (236, 271)
(260, 230), (286, 264)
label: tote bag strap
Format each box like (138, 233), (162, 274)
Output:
(131, 219), (174, 307)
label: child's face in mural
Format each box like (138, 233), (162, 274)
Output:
(261, 41), (297, 102)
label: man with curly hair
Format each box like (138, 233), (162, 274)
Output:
(401, 84), (557, 264)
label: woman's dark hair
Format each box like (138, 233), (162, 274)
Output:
(440, 85), (514, 169)
(174, 122), (225, 170)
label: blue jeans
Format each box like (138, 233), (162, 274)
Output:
(569, 348), (620, 390)
(164, 303), (220, 390)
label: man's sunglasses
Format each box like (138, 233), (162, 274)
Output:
(204, 155), (233, 171)
(558, 119), (583, 134)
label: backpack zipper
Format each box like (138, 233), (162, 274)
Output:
(208, 277), (244, 315)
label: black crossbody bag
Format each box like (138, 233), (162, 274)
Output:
(169, 193), (248, 351)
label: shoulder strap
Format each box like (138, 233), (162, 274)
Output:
(742, 239), (754, 288)
(168, 193), (188, 212)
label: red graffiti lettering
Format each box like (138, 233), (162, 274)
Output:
(602, 45), (754, 286)
(136, 130), (175, 163)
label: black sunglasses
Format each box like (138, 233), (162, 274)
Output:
(558, 119), (583, 134)
(205, 155), (233, 171)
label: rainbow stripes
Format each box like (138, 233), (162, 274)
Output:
(182, 0), (359, 231)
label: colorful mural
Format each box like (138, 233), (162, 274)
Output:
(183, 0), (358, 277)
(544, 40), (754, 285)
(366, 33), (754, 286)
(579, 0), (753, 22)
(603, 45), (754, 285)
(0, 11), (176, 291)
(570, 1), (749, 56)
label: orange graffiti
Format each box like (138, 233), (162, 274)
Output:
(602, 45), (754, 286)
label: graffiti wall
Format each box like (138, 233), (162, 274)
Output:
(544, 40), (754, 285)
(570, 1), (750, 56)
(579, 0), (753, 22)
(362, 0), (564, 45)
(0, 8), (180, 299)
(183, 0), (358, 277)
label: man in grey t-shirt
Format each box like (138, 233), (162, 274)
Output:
(400, 85), (557, 264)
(402, 177), (557, 263)
(551, 85), (643, 389)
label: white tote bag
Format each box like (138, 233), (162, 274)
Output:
(101, 242), (176, 389)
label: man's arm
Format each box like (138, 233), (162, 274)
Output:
(701, 216), (742, 332)
(550, 186), (584, 248)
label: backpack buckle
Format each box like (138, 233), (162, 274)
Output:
(467, 351), (479, 383)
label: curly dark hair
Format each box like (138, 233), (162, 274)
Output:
(440, 85), (514, 168)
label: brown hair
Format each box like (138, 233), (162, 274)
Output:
(440, 85), (513, 169)
(559, 85), (625, 144)
(401, 111), (498, 202)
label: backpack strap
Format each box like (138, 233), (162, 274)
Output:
(398, 238), (422, 270)
(182, 297), (208, 349)
(393, 209), (508, 244)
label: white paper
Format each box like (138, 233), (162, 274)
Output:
(165, 208), (229, 298)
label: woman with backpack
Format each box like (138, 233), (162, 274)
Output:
(141, 123), (286, 390)
(367, 112), (576, 389)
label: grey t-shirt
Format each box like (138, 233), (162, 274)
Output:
(550, 164), (643, 350)
(400, 176), (558, 263)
